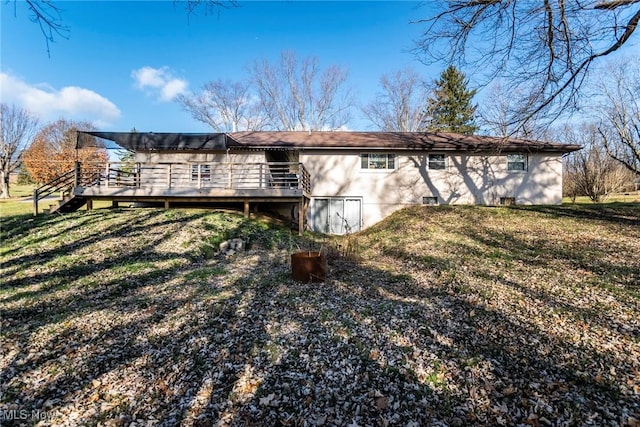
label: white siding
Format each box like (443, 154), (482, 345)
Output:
(301, 150), (563, 229)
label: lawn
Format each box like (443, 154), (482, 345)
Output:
(1, 205), (638, 426)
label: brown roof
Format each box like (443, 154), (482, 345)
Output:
(83, 130), (581, 153)
(229, 131), (581, 153)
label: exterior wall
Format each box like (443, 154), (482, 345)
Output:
(300, 150), (563, 230)
(134, 151), (265, 163)
(133, 151), (267, 188)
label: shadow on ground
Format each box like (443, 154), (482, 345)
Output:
(1, 205), (638, 426)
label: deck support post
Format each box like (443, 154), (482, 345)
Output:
(74, 161), (81, 186)
(112, 201), (119, 208)
(298, 198), (305, 236)
(244, 199), (250, 218)
(164, 199), (170, 209)
(86, 199), (93, 211)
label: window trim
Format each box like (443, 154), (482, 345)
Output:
(428, 154), (447, 171)
(360, 153), (396, 171)
(507, 154), (527, 172)
(191, 164), (212, 182)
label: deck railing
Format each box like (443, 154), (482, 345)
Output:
(76, 161), (311, 194)
(33, 169), (76, 215)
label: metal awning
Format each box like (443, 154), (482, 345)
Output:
(77, 131), (231, 151)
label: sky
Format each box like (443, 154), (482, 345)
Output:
(1, 1), (442, 132)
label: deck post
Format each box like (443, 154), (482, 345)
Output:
(164, 199), (170, 209)
(33, 189), (38, 216)
(86, 199), (93, 211)
(298, 198), (304, 236)
(74, 161), (81, 186)
(244, 199), (250, 218)
(112, 201), (119, 208)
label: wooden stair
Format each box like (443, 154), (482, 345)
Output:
(44, 194), (88, 214)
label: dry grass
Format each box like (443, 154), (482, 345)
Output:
(1, 204), (638, 426)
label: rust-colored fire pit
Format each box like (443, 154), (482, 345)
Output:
(291, 251), (326, 283)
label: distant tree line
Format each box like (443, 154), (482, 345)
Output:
(178, 52), (479, 134)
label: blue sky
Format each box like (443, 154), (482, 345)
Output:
(1, 1), (441, 132)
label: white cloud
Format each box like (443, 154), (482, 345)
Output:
(161, 79), (188, 102)
(0, 72), (121, 127)
(131, 66), (188, 102)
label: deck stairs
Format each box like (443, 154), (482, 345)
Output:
(33, 169), (88, 215)
(43, 193), (88, 214)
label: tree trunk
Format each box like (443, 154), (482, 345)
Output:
(0, 170), (10, 199)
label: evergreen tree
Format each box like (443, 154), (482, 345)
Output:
(425, 65), (478, 135)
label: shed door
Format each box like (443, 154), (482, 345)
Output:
(310, 197), (361, 235)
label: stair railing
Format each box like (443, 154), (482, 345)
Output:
(33, 169), (76, 216)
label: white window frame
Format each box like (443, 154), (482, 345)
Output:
(191, 164), (212, 182)
(507, 154), (527, 172)
(360, 153), (396, 171)
(428, 154), (447, 170)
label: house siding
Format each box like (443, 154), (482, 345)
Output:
(134, 151), (266, 164)
(131, 148), (563, 231)
(300, 150), (563, 229)
(133, 151), (267, 188)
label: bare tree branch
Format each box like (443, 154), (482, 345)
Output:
(250, 51), (353, 131)
(594, 56), (640, 175)
(177, 79), (266, 132)
(0, 104), (39, 198)
(362, 68), (430, 132)
(414, 1), (640, 133)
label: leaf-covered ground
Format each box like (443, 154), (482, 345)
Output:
(1, 205), (639, 426)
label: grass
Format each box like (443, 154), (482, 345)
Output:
(563, 192), (640, 203)
(1, 204), (638, 425)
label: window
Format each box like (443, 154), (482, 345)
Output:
(500, 197), (516, 206)
(507, 154), (527, 171)
(428, 154), (446, 170)
(361, 153), (395, 170)
(191, 164), (211, 182)
(423, 196), (439, 205)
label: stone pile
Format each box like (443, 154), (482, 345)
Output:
(218, 238), (246, 256)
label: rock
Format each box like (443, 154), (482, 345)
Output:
(229, 238), (245, 251)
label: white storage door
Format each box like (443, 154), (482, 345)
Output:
(310, 197), (361, 235)
(343, 198), (361, 233)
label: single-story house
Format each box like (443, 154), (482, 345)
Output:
(38, 131), (581, 234)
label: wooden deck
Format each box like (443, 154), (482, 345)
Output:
(35, 161), (312, 234)
(75, 161), (311, 196)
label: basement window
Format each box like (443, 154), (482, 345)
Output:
(428, 154), (446, 170)
(507, 154), (527, 171)
(423, 196), (439, 205)
(361, 153), (396, 170)
(499, 197), (516, 206)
